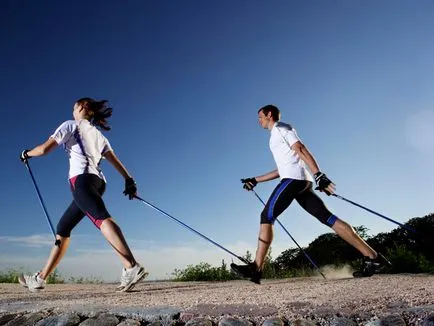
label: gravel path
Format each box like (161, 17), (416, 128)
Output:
(0, 274), (433, 323)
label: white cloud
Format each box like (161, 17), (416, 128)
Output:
(61, 242), (254, 282)
(405, 110), (434, 154)
(0, 231), (301, 282)
(0, 237), (259, 282)
(0, 234), (53, 247)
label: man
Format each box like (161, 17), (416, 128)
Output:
(231, 104), (390, 284)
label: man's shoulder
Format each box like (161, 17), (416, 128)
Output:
(275, 121), (294, 131)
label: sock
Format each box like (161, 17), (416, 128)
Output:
(36, 273), (45, 283)
(126, 264), (138, 272)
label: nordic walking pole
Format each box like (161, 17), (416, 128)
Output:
(24, 160), (60, 246)
(332, 194), (416, 233)
(251, 190), (327, 279)
(133, 195), (250, 264)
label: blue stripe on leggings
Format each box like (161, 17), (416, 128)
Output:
(326, 214), (337, 226)
(267, 179), (293, 221)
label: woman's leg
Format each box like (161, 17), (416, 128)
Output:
(39, 235), (71, 279)
(100, 218), (136, 268)
(72, 174), (138, 269)
(41, 200), (85, 279)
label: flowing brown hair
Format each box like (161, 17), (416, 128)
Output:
(75, 97), (113, 131)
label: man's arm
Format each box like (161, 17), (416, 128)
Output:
(291, 141), (335, 195)
(241, 169), (279, 191)
(255, 169), (280, 183)
(290, 141), (320, 175)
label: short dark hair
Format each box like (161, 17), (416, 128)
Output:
(258, 104), (280, 121)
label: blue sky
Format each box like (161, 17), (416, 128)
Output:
(1, 1), (434, 281)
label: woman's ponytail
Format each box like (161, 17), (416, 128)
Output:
(75, 97), (113, 131)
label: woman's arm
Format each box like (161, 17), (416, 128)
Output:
(103, 150), (137, 199)
(103, 150), (132, 179)
(25, 138), (58, 158)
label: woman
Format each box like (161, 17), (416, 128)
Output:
(19, 98), (147, 292)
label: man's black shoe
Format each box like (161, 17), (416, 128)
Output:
(353, 253), (391, 278)
(231, 262), (262, 284)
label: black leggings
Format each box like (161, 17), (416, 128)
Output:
(260, 178), (337, 227)
(56, 174), (111, 237)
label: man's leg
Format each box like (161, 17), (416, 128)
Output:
(331, 219), (376, 258)
(231, 223), (273, 284)
(330, 218), (392, 276)
(255, 223), (273, 269)
(232, 179), (300, 283)
(254, 179), (300, 269)
(296, 186), (391, 277)
(296, 187), (378, 258)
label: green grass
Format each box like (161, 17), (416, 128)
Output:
(0, 269), (102, 284)
(0, 270), (20, 283)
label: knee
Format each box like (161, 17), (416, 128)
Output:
(260, 210), (275, 225)
(100, 217), (119, 231)
(317, 214), (339, 227)
(325, 214), (338, 227)
(56, 225), (71, 238)
(54, 235), (70, 246)
(332, 219), (356, 234)
(90, 216), (111, 230)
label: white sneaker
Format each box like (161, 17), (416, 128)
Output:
(18, 272), (45, 293)
(115, 269), (128, 290)
(116, 263), (148, 292)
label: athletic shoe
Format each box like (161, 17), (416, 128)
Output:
(353, 253), (392, 277)
(230, 262), (262, 284)
(18, 272), (45, 293)
(116, 263), (148, 292)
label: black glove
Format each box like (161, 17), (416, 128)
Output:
(123, 177), (137, 200)
(314, 172), (333, 195)
(241, 177), (258, 191)
(20, 149), (30, 163)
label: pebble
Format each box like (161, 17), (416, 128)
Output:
(1, 306), (434, 326)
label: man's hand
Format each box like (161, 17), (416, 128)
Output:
(314, 172), (335, 195)
(20, 150), (30, 163)
(123, 177), (137, 200)
(241, 178), (258, 191)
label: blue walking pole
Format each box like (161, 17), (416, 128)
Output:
(24, 160), (60, 246)
(332, 194), (416, 233)
(133, 195), (250, 264)
(251, 190), (326, 280)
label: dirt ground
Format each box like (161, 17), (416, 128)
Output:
(0, 274), (433, 321)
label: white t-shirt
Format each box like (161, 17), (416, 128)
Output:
(50, 119), (113, 181)
(269, 122), (313, 181)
